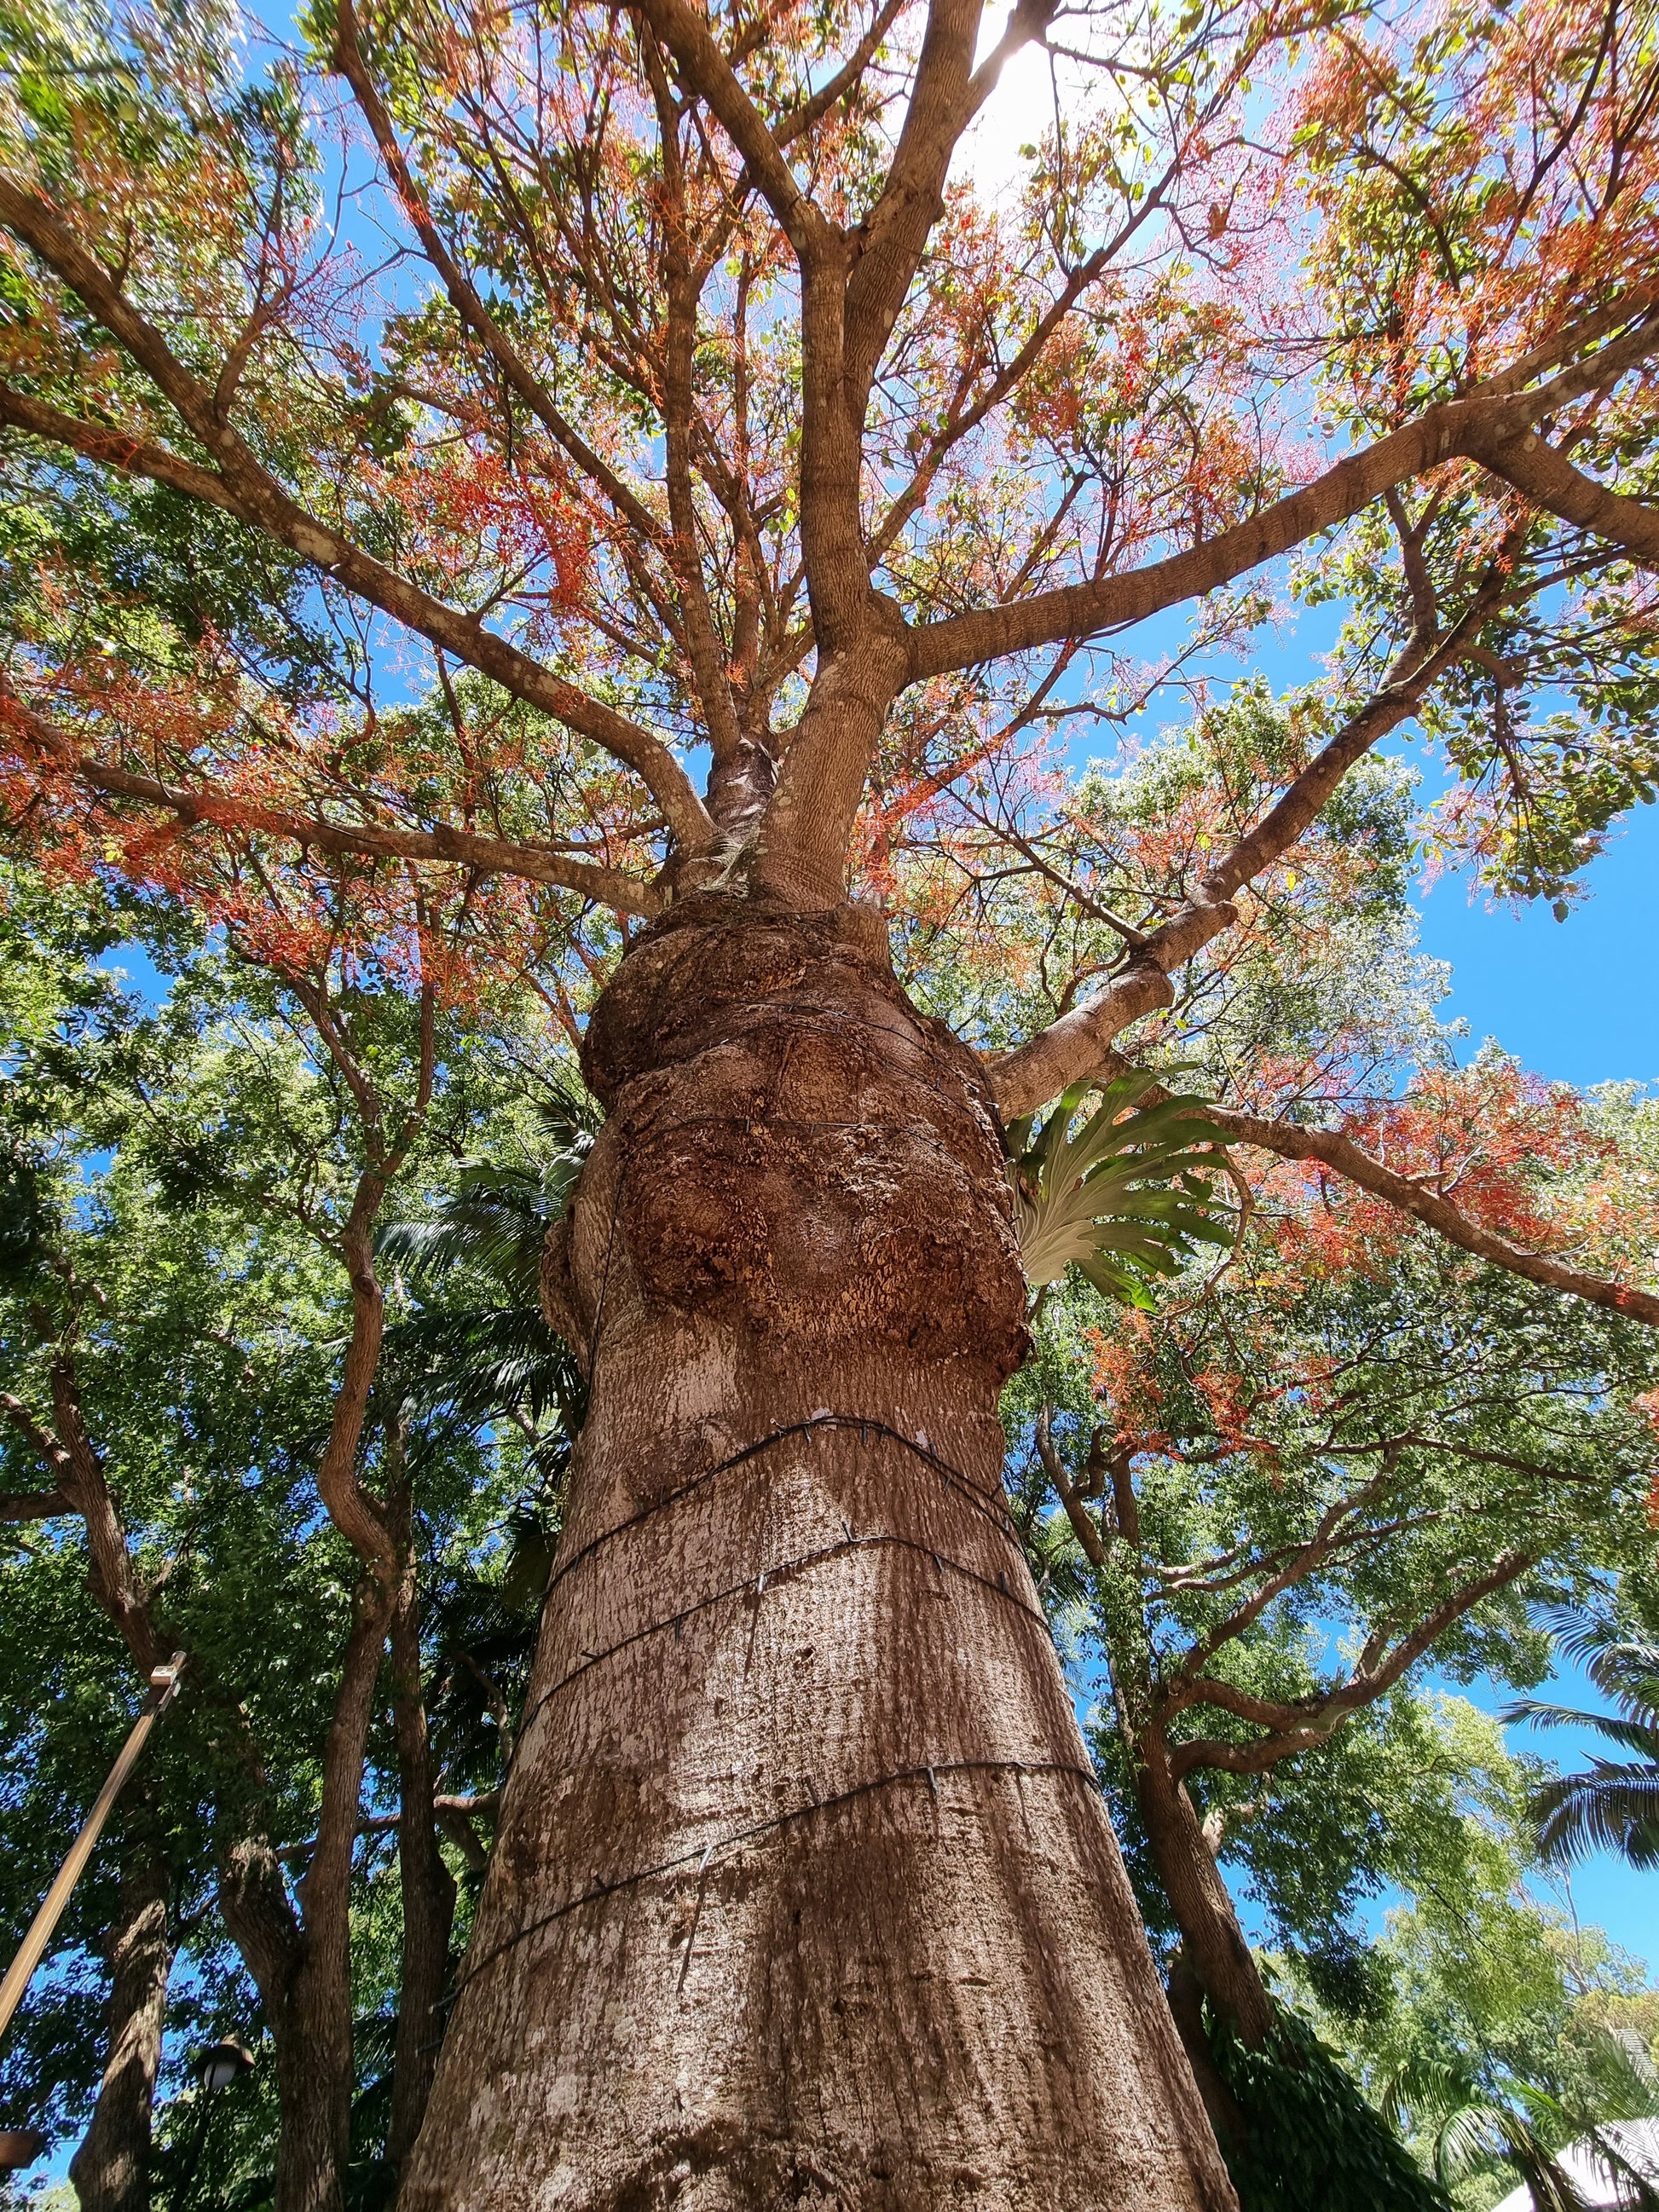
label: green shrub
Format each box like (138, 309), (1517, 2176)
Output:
(1211, 2006), (1450, 2212)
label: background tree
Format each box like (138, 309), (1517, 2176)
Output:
(0, 870), (573, 2209)
(974, 713), (1659, 2197)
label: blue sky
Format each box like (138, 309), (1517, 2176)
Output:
(1416, 802), (1659, 1089)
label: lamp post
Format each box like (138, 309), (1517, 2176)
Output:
(173, 2041), (255, 2211)
(0, 1656), (186, 2046)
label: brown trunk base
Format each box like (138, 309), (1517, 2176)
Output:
(70, 1852), (170, 2212)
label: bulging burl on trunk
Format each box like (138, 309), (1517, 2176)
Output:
(563, 896), (1029, 1379)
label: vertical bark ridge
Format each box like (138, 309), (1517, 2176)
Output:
(402, 898), (1234, 2209)
(69, 1849), (171, 2212)
(387, 1573), (458, 2174)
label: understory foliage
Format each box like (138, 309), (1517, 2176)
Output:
(1211, 2005), (1453, 2212)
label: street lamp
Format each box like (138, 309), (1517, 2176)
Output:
(174, 2040), (255, 2210)
(195, 2042), (255, 2096)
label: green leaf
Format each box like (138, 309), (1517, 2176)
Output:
(1007, 1070), (1237, 1304)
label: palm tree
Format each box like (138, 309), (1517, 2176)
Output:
(1506, 1608), (1659, 1870)
(378, 1082), (594, 1443)
(1384, 2036), (1659, 2212)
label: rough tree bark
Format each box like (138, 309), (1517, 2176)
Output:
(402, 896), (1234, 2209)
(68, 1847), (171, 2212)
(386, 1566), (458, 2174)
(1134, 1741), (1272, 2054)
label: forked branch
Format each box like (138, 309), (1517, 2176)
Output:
(986, 594), (1512, 1115)
(0, 178), (714, 853)
(1165, 1549), (1537, 1781)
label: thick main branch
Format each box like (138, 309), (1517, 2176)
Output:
(908, 333), (1659, 679)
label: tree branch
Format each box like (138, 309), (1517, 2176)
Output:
(1035, 1402), (1108, 1566)
(843, 0), (1045, 401)
(1206, 1105), (1659, 1327)
(907, 329), (1659, 679)
(0, 179), (714, 852)
(642, 36), (744, 765)
(1165, 1549), (1537, 1780)
(986, 582), (1512, 1117)
(0, 1486), (72, 1522)
(0, 688), (665, 918)
(630, 0), (825, 254)
(772, 0), (910, 149)
(2, 1373), (161, 1673)
(330, 2), (676, 563)
(1462, 418), (1659, 564)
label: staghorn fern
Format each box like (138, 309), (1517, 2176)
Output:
(1005, 1069), (1238, 1308)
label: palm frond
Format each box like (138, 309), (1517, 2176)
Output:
(1513, 1608), (1659, 1870)
(1506, 1701), (1659, 1759)
(1006, 1071), (1238, 1308)
(1381, 2051), (1481, 2137)
(1531, 1608), (1659, 1726)
(1532, 1764), (1659, 1868)
(379, 1154), (586, 1304)
(1591, 2127), (1659, 2211)
(382, 1304), (585, 1429)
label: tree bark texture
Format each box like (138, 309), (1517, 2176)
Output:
(402, 897), (1235, 2210)
(386, 1579), (458, 2174)
(1135, 1741), (1273, 2051)
(68, 1851), (171, 2212)
(220, 1571), (396, 2212)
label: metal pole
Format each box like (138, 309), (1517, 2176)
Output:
(171, 2086), (216, 2212)
(0, 1655), (184, 2045)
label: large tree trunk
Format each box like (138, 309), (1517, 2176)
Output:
(1135, 1736), (1273, 2053)
(218, 1839), (340, 2212)
(402, 896), (1234, 2210)
(69, 1850), (171, 2212)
